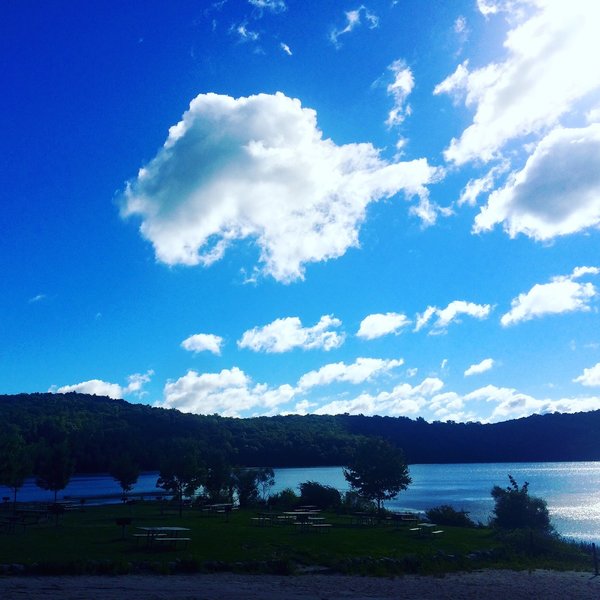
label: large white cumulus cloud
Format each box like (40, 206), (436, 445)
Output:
(474, 125), (600, 239)
(435, 0), (600, 165)
(120, 92), (438, 282)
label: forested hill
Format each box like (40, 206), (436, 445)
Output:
(2, 392), (600, 473)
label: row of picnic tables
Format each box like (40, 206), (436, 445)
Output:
(252, 506), (332, 532)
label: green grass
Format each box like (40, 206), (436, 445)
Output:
(0, 503), (594, 576)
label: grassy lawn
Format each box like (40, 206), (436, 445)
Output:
(0, 503), (593, 576)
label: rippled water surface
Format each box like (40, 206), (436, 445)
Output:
(273, 462), (600, 541)
(3, 462), (600, 541)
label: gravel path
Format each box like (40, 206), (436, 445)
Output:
(1, 570), (599, 599)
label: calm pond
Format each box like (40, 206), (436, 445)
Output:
(3, 462), (599, 542)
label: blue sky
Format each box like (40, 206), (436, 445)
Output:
(2, 0), (600, 423)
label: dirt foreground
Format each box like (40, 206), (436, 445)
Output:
(1, 570), (599, 599)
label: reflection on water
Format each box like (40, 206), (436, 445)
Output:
(2, 462), (600, 541)
(272, 462), (600, 542)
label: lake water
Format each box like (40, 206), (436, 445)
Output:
(3, 462), (600, 542)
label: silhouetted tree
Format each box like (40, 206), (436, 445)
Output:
(109, 455), (140, 500)
(256, 466), (275, 502)
(204, 453), (235, 502)
(157, 440), (205, 516)
(344, 437), (411, 511)
(35, 440), (74, 504)
(0, 428), (32, 511)
(491, 475), (553, 532)
(232, 466), (275, 507)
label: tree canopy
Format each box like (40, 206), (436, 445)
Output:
(0, 427), (32, 508)
(343, 437), (411, 511)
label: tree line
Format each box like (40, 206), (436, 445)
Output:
(1, 392), (600, 480)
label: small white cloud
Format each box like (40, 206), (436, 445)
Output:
(160, 367), (295, 417)
(50, 370), (153, 400)
(238, 315), (344, 353)
(501, 266), (598, 326)
(125, 371), (154, 395)
(356, 312), (411, 340)
(297, 357), (403, 390)
(474, 125), (600, 240)
(464, 358), (494, 377)
(181, 333), (224, 355)
(120, 92), (439, 282)
(415, 300), (492, 334)
(574, 362), (600, 387)
(280, 42), (292, 55)
(385, 60), (414, 128)
(330, 6), (379, 48)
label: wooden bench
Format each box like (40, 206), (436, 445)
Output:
(153, 536), (191, 547)
(311, 523), (332, 533)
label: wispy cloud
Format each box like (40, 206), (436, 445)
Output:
(248, 0), (286, 13)
(230, 21), (260, 42)
(385, 60), (414, 128)
(330, 6), (379, 48)
(415, 300), (492, 334)
(28, 294), (47, 304)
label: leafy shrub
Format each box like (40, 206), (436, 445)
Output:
(425, 505), (475, 527)
(299, 480), (341, 510)
(340, 490), (376, 513)
(267, 487), (298, 510)
(491, 475), (553, 532)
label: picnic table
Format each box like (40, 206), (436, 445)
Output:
(135, 526), (191, 548)
(281, 511), (331, 532)
(410, 523), (444, 537)
(349, 512), (378, 526)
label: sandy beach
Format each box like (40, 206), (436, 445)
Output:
(1, 570), (598, 599)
